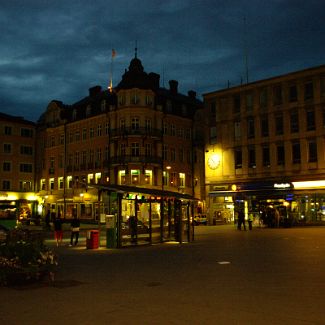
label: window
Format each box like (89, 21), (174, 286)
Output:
(75, 152), (80, 167)
(170, 172), (177, 186)
(120, 143), (126, 156)
(163, 145), (168, 160)
(4, 126), (12, 135)
(179, 148), (184, 162)
(145, 95), (152, 106)
(273, 85), (282, 105)
(131, 143), (139, 157)
(120, 119), (125, 130)
(144, 170), (152, 185)
(131, 91), (139, 104)
(275, 114), (284, 135)
(131, 170), (140, 185)
(233, 94), (241, 114)
(3, 162), (11, 172)
(145, 144), (152, 157)
(277, 145), (285, 166)
(170, 148), (176, 162)
(105, 146), (109, 161)
(171, 124), (176, 136)
(21, 128), (33, 137)
(179, 173), (185, 188)
(75, 131), (80, 142)
(261, 116), (269, 137)
(86, 105), (91, 117)
(50, 136), (55, 147)
(246, 93), (253, 112)
(163, 123), (168, 135)
(248, 147), (256, 168)
(59, 154), (64, 168)
(101, 100), (106, 112)
(304, 82), (313, 100)
(2, 180), (10, 190)
(97, 125), (102, 136)
(234, 121), (241, 140)
(105, 122), (109, 135)
(292, 142), (301, 164)
(4, 144), (11, 153)
(131, 117), (140, 131)
(306, 109), (315, 131)
(145, 119), (152, 132)
(234, 148), (242, 169)
(210, 102), (216, 118)
(82, 128), (87, 140)
(210, 127), (217, 144)
(49, 178), (54, 190)
(20, 146), (33, 155)
(289, 85), (297, 102)
(247, 117), (255, 138)
(89, 128), (94, 138)
(68, 132), (73, 143)
(259, 88), (268, 108)
(41, 179), (46, 190)
(60, 134), (64, 145)
(59, 177), (64, 190)
(308, 140), (317, 162)
(20, 181), (31, 191)
(290, 110), (299, 133)
(262, 146), (270, 167)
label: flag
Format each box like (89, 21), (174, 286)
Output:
(112, 49), (116, 58)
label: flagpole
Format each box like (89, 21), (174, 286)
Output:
(109, 49), (116, 92)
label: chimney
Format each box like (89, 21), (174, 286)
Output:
(89, 85), (102, 98)
(169, 80), (178, 94)
(188, 90), (196, 99)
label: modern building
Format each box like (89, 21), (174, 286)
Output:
(0, 112), (38, 227)
(36, 54), (205, 245)
(203, 65), (325, 226)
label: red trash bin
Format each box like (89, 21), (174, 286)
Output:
(86, 230), (99, 249)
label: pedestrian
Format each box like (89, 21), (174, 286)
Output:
(129, 215), (138, 244)
(54, 214), (63, 247)
(237, 210), (246, 230)
(274, 208), (280, 228)
(70, 215), (80, 246)
(45, 210), (51, 231)
(248, 212), (254, 230)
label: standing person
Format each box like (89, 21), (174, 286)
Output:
(248, 212), (254, 230)
(70, 215), (80, 246)
(274, 208), (280, 228)
(129, 215), (138, 244)
(237, 210), (246, 230)
(54, 214), (63, 247)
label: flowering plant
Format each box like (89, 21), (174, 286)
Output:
(0, 228), (58, 286)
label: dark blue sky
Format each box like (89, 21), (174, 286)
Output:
(0, 0), (324, 122)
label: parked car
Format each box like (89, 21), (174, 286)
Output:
(193, 215), (207, 225)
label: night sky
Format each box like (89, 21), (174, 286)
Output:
(0, 0), (324, 122)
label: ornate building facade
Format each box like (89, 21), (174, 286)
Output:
(36, 55), (205, 244)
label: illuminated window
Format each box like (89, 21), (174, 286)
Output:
(131, 169), (140, 185)
(95, 173), (101, 184)
(49, 178), (54, 190)
(67, 176), (73, 189)
(163, 171), (168, 186)
(179, 173), (185, 188)
(119, 170), (126, 185)
(58, 177), (64, 190)
(41, 179), (46, 190)
(144, 170), (152, 185)
(87, 174), (94, 184)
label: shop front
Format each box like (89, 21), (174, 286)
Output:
(208, 180), (325, 227)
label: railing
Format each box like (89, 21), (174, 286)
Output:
(110, 155), (162, 165)
(110, 127), (162, 138)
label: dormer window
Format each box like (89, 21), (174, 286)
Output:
(86, 105), (91, 117)
(146, 95), (152, 106)
(72, 109), (77, 121)
(101, 100), (106, 112)
(132, 91), (139, 105)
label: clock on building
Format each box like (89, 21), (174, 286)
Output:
(207, 155), (220, 170)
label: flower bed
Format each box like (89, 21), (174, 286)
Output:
(0, 228), (58, 286)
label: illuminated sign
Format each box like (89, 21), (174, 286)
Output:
(274, 183), (291, 189)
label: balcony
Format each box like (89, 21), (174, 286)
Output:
(110, 155), (162, 165)
(110, 127), (162, 139)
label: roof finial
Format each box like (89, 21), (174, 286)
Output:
(135, 40), (138, 58)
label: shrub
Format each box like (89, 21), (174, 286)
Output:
(0, 228), (58, 286)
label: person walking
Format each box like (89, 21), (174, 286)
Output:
(70, 215), (80, 246)
(54, 214), (63, 247)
